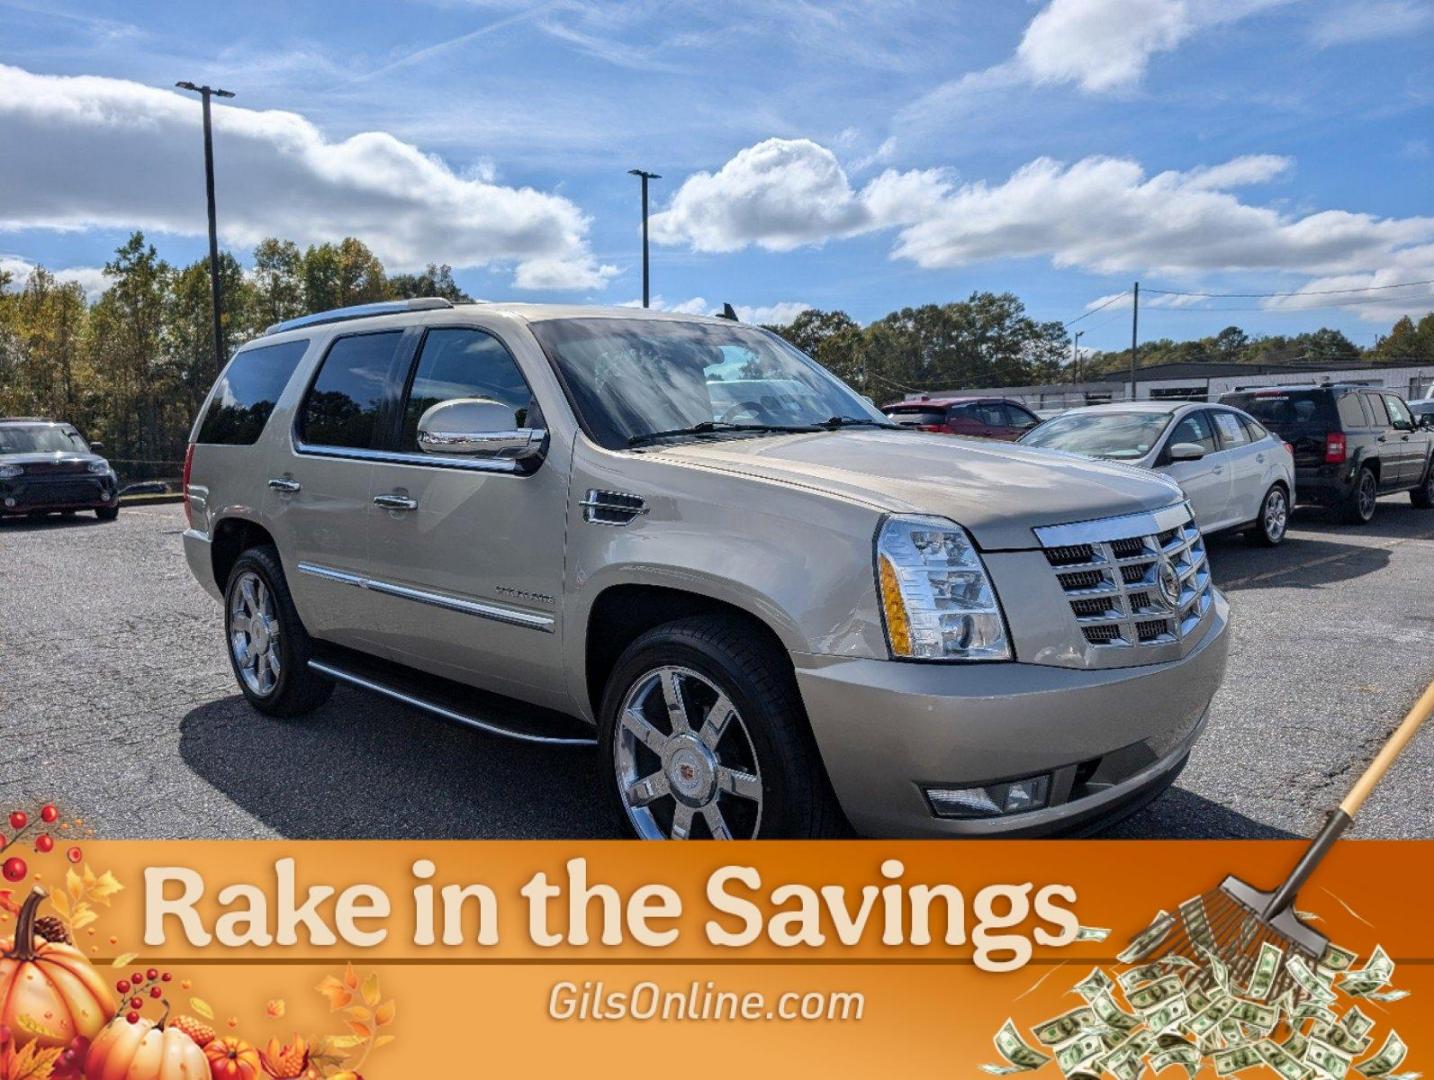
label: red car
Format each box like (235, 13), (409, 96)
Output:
(882, 396), (1041, 441)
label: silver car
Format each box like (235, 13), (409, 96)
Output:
(1021, 401), (1296, 546)
(182, 300), (1229, 839)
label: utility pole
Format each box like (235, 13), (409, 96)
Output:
(628, 169), (660, 307)
(1128, 281), (1140, 402)
(1071, 329), (1084, 384)
(177, 81), (235, 375)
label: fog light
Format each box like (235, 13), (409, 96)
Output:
(926, 775), (1051, 819)
(3, 497), (14, 508)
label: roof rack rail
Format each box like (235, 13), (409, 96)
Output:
(264, 297), (454, 336)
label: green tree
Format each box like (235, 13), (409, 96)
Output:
(301, 237), (387, 311)
(387, 263), (472, 303)
(251, 238), (304, 327)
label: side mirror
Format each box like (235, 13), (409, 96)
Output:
(88, 440), (105, 453)
(1167, 442), (1206, 462)
(417, 398), (545, 462)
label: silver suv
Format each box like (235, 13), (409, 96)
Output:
(182, 299), (1229, 838)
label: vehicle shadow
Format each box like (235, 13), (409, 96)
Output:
(1097, 786), (1300, 839)
(1203, 533), (1391, 592)
(0, 513), (106, 531)
(178, 687), (614, 839)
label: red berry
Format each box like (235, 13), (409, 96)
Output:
(146, 968), (159, 981)
(0, 834), (6, 848)
(1, 857), (26, 883)
(66, 846), (82, 864)
(161, 972), (172, 982)
(116, 980), (130, 994)
(129, 997), (143, 1010)
(8, 811), (26, 831)
(35, 835), (54, 853)
(150, 986), (162, 999)
(126, 1012), (140, 1024)
(41, 805), (59, 824)
(131, 972), (143, 985)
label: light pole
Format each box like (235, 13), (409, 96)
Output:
(1071, 329), (1084, 384)
(177, 81), (235, 375)
(628, 168), (660, 308)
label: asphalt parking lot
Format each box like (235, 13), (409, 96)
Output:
(2, 501), (1431, 841)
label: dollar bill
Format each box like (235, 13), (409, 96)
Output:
(1246, 941), (1284, 1001)
(1179, 895), (1217, 952)
(1187, 997), (1236, 1039)
(1340, 947), (1394, 997)
(1151, 1044), (1201, 1078)
(1091, 990), (1141, 1034)
(1228, 999), (1279, 1033)
(1320, 943), (1358, 973)
(1296, 1001), (1340, 1027)
(1355, 1032), (1407, 1078)
(1146, 997), (1191, 1034)
(1200, 945), (1232, 993)
(1075, 925), (1112, 942)
(1288, 955), (1339, 1005)
(984, 1019), (1053, 1074)
(1118, 911), (1176, 964)
(1057, 1033), (1107, 1076)
(1259, 1039), (1313, 1080)
(1307, 1037), (1354, 1080)
(1362, 989), (1409, 1004)
(1073, 967), (1114, 1002)
(1034, 1006), (1099, 1047)
(1214, 1044), (1264, 1075)
(1343, 1007), (1376, 1040)
(1312, 1021), (1373, 1056)
(1283, 1031), (1310, 1059)
(1128, 975), (1185, 1014)
(1120, 963), (1171, 992)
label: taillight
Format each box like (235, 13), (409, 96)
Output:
(1283, 442), (1294, 458)
(1324, 432), (1346, 464)
(181, 443), (195, 528)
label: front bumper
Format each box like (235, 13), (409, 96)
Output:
(0, 473), (119, 514)
(795, 590), (1229, 837)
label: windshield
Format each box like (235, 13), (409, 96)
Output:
(527, 318), (888, 449)
(1020, 410), (1173, 460)
(0, 425), (88, 454)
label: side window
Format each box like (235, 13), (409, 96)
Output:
(400, 328), (537, 452)
(1237, 414), (1268, 442)
(1005, 404), (1039, 430)
(1364, 393), (1390, 428)
(1211, 410), (1250, 448)
(1168, 411), (1218, 454)
(1385, 395), (1415, 431)
(197, 340), (308, 445)
(947, 404), (978, 424)
(299, 331), (404, 449)
(975, 403), (1007, 427)
(1336, 392), (1368, 429)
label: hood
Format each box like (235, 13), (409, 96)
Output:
(0, 451), (104, 475)
(652, 429), (1184, 550)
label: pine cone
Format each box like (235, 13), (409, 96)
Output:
(34, 915), (71, 944)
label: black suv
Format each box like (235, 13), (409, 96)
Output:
(0, 418), (120, 521)
(1219, 385), (1434, 523)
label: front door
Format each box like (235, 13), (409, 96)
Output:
(360, 325), (571, 710)
(1161, 409), (1231, 531)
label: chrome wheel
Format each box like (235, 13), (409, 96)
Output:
(1262, 487), (1288, 542)
(229, 570), (281, 697)
(614, 665), (763, 839)
(1356, 470), (1377, 521)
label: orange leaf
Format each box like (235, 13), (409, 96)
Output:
(342, 963), (359, 990)
(265, 999), (286, 1019)
(343, 1006), (372, 1024)
(373, 1034), (396, 1049)
(345, 1020), (372, 1040)
(316, 976), (353, 1011)
(0, 890), (19, 916)
(374, 1000), (396, 1027)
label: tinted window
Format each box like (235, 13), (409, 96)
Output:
(1220, 390), (1335, 431)
(1169, 411), (1219, 454)
(884, 406), (946, 426)
(1336, 392), (1369, 428)
(1211, 410), (1250, 448)
(1385, 395), (1414, 430)
(197, 340), (308, 445)
(1364, 393), (1390, 427)
(1005, 404), (1039, 430)
(0, 425), (87, 453)
(400, 329), (536, 451)
(300, 332), (403, 449)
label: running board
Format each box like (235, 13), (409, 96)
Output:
(307, 649), (596, 748)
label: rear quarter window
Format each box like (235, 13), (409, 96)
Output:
(197, 339), (309, 445)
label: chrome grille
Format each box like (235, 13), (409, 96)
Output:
(1036, 506), (1213, 651)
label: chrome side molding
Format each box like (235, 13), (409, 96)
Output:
(296, 562), (554, 632)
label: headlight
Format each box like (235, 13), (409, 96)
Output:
(87, 459), (111, 475)
(0, 464), (21, 479)
(876, 515), (1011, 661)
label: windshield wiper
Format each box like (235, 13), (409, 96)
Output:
(628, 421), (820, 447)
(814, 415), (899, 430)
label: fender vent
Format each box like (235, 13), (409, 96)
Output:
(581, 489), (647, 526)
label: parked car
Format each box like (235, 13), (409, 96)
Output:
(883, 396), (1041, 441)
(1218, 385), (1434, 523)
(182, 299), (1229, 839)
(1019, 402), (1296, 546)
(0, 417), (120, 521)
(1410, 397), (1434, 426)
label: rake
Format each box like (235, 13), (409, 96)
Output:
(1136, 678), (1434, 1002)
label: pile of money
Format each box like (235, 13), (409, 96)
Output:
(982, 906), (1415, 1080)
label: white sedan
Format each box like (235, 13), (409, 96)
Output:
(1020, 401), (1297, 545)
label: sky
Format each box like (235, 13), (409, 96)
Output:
(1, 0), (1432, 351)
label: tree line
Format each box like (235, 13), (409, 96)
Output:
(1, 229), (1428, 481)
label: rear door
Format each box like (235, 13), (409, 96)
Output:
(1159, 409), (1231, 530)
(266, 328), (411, 648)
(1209, 408), (1264, 525)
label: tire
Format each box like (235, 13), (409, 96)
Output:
(1342, 465), (1378, 524)
(1247, 484), (1289, 546)
(223, 544), (333, 717)
(1411, 463), (1434, 509)
(598, 615), (845, 839)
(95, 505), (119, 522)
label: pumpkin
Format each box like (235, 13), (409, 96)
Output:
(204, 1036), (261, 1080)
(0, 887), (115, 1050)
(84, 1014), (209, 1080)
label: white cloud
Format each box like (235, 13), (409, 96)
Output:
(1260, 247), (1434, 322)
(1309, 0), (1432, 47)
(0, 63), (611, 291)
(0, 255), (109, 300)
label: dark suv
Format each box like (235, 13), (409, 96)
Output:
(1218, 385), (1434, 523)
(0, 418), (120, 521)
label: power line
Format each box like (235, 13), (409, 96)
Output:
(1064, 290), (1128, 327)
(1143, 277), (1434, 299)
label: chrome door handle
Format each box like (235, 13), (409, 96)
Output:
(1212, 466), (1224, 474)
(1256, 453), (1265, 463)
(268, 478), (301, 493)
(373, 493), (418, 511)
